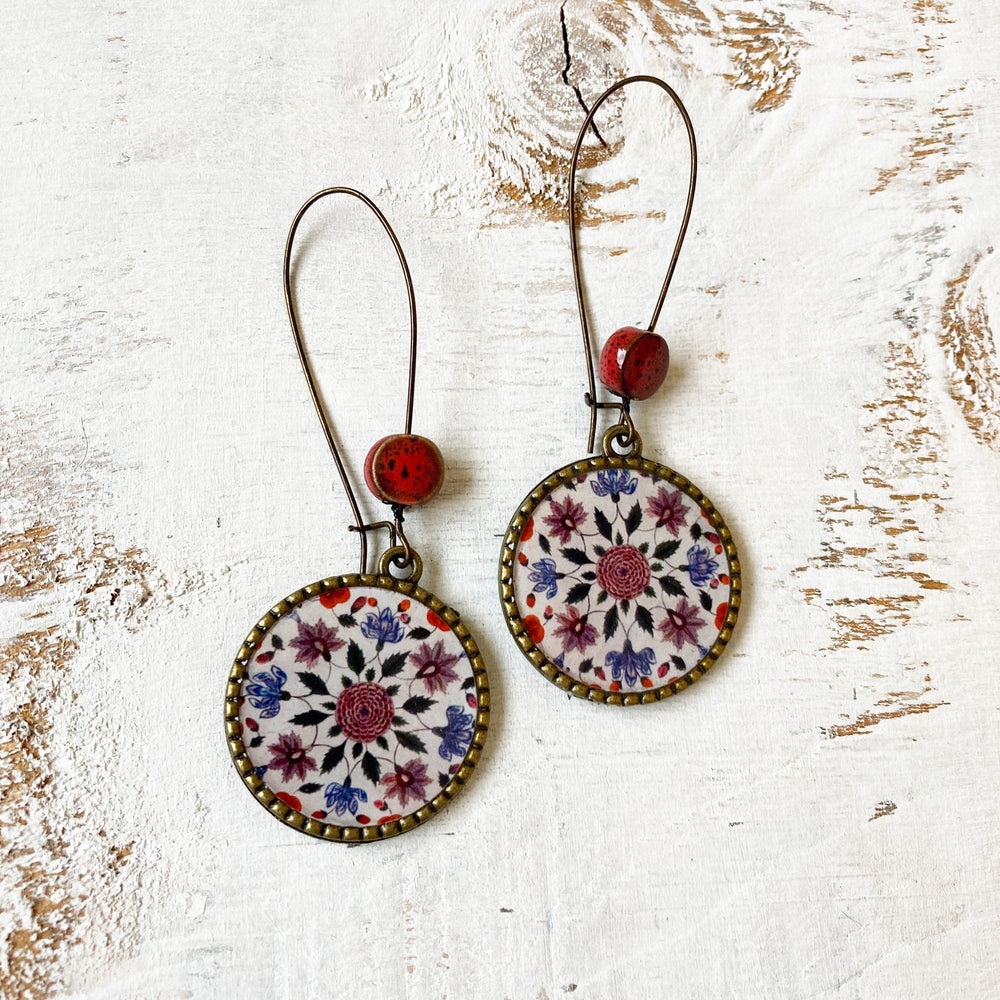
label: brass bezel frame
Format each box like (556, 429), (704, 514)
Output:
(498, 454), (741, 706)
(225, 574), (490, 843)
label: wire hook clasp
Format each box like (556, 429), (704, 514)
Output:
(568, 75), (698, 453)
(283, 187), (421, 577)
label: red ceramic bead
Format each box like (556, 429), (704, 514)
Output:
(363, 434), (444, 507)
(598, 326), (669, 400)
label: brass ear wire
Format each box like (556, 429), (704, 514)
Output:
(568, 76), (698, 452)
(283, 187), (419, 574)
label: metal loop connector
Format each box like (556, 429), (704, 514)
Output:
(602, 422), (643, 460)
(377, 545), (423, 584)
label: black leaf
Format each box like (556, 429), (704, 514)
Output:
(565, 581), (591, 605)
(321, 700), (338, 711)
(654, 539), (681, 560)
(297, 672), (330, 697)
(603, 604), (619, 640)
(635, 604), (654, 636)
(615, 530), (624, 545)
(643, 586), (656, 598)
(403, 695), (436, 714)
(375, 735), (389, 750)
(298, 782), (321, 794)
(561, 547), (590, 566)
(248, 735), (263, 748)
(578, 657), (593, 675)
(671, 655), (686, 671)
(327, 724), (341, 738)
(347, 640), (365, 675)
(582, 570), (597, 581)
(638, 541), (649, 553)
(537, 533), (551, 555)
(337, 614), (357, 627)
(361, 751), (381, 784)
(593, 544), (607, 556)
(659, 575), (686, 597)
(381, 651), (409, 677)
(289, 709), (330, 727)
(594, 508), (613, 541)
(385, 684), (400, 697)
(391, 714), (408, 726)
(365, 667), (375, 682)
(699, 590), (714, 612)
(461, 676), (475, 690)
(408, 626), (431, 640)
(340, 675), (353, 688)
(321, 743), (345, 773)
(271, 634), (284, 650)
(395, 729), (427, 754)
(690, 523), (702, 540)
(621, 599), (630, 615)
(351, 741), (363, 759)
(596, 589), (608, 605)
(438, 773), (450, 788)
(625, 502), (642, 536)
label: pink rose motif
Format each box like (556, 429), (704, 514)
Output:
(596, 544), (651, 600)
(335, 682), (395, 743)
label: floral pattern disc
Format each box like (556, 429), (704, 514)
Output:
(500, 458), (740, 704)
(226, 578), (488, 841)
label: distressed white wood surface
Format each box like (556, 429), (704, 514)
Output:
(3, 2), (1000, 997)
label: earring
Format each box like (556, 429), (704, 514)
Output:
(225, 188), (489, 841)
(499, 77), (741, 706)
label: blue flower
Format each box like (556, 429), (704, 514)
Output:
(433, 705), (475, 761)
(528, 557), (559, 599)
(360, 605), (405, 644)
(591, 469), (637, 498)
(324, 778), (368, 816)
(245, 666), (287, 719)
(606, 640), (655, 687)
(686, 544), (719, 587)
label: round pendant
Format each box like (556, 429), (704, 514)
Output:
(225, 575), (489, 842)
(499, 454), (741, 705)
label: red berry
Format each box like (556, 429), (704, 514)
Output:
(598, 327), (669, 400)
(364, 434), (444, 506)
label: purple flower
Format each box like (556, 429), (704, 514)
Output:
(412, 640), (462, 694)
(381, 759), (432, 808)
(646, 486), (688, 536)
(290, 619), (345, 666)
(658, 597), (707, 651)
(266, 731), (317, 783)
(553, 607), (598, 654)
(605, 640), (655, 687)
(542, 495), (588, 545)
(360, 606), (405, 645)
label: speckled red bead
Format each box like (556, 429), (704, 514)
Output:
(598, 327), (670, 401)
(364, 434), (444, 507)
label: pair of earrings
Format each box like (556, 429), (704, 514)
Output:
(224, 76), (741, 843)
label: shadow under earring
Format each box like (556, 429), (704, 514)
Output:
(226, 188), (489, 841)
(499, 76), (741, 706)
